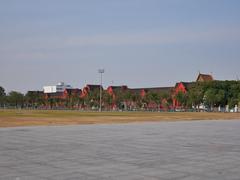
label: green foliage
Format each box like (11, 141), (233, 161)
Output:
(2, 80), (240, 111)
(187, 83), (204, 108)
(83, 89), (100, 109)
(25, 91), (44, 108)
(146, 91), (161, 104)
(0, 86), (6, 106)
(187, 81), (240, 109)
(175, 91), (187, 107)
(204, 88), (217, 107)
(66, 92), (83, 109)
(114, 89), (124, 108)
(7, 91), (24, 107)
(102, 91), (113, 109)
(0, 86), (6, 97)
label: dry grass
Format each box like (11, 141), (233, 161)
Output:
(0, 109), (239, 127)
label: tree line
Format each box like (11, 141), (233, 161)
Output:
(175, 81), (240, 111)
(0, 80), (240, 111)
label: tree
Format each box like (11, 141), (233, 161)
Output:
(175, 91), (187, 108)
(160, 92), (172, 110)
(121, 90), (133, 110)
(0, 86), (6, 107)
(215, 89), (226, 106)
(25, 91), (44, 108)
(83, 89), (100, 110)
(7, 91), (24, 108)
(0, 86), (5, 97)
(75, 96), (84, 109)
(113, 89), (124, 110)
(66, 92), (82, 109)
(145, 91), (161, 111)
(48, 98), (55, 109)
(227, 81), (240, 108)
(187, 83), (204, 110)
(204, 88), (217, 110)
(113, 89), (139, 110)
(131, 92), (142, 110)
(102, 90), (113, 110)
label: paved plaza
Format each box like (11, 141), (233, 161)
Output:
(0, 120), (240, 180)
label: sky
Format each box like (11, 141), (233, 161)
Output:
(0, 0), (240, 93)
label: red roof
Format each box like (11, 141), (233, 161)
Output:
(196, 73), (214, 82)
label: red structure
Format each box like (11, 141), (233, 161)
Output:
(173, 73), (214, 108)
(129, 88), (146, 98)
(44, 89), (81, 100)
(131, 87), (173, 110)
(63, 88), (82, 99)
(106, 86), (173, 110)
(107, 86), (128, 98)
(43, 88), (82, 109)
(39, 72), (214, 110)
(173, 82), (194, 108)
(81, 84), (102, 98)
(106, 86), (128, 109)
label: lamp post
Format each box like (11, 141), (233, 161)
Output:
(98, 69), (105, 112)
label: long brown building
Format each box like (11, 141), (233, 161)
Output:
(29, 73), (214, 110)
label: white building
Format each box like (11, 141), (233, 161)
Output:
(43, 82), (72, 93)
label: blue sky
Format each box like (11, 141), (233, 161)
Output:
(0, 0), (240, 93)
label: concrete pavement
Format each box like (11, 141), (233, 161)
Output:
(0, 120), (240, 180)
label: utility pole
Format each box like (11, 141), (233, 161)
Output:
(98, 69), (105, 112)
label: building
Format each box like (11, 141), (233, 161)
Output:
(81, 84), (103, 98)
(63, 88), (82, 99)
(173, 73), (214, 108)
(39, 72), (216, 110)
(106, 86), (129, 109)
(130, 87), (173, 98)
(196, 73), (214, 82)
(105, 86), (173, 110)
(107, 86), (128, 98)
(173, 82), (195, 108)
(43, 82), (72, 93)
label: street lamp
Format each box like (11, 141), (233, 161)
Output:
(98, 69), (105, 112)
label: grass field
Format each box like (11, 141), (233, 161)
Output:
(0, 109), (239, 127)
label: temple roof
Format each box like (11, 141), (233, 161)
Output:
(196, 73), (214, 82)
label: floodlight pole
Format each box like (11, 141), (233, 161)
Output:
(98, 69), (105, 112)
